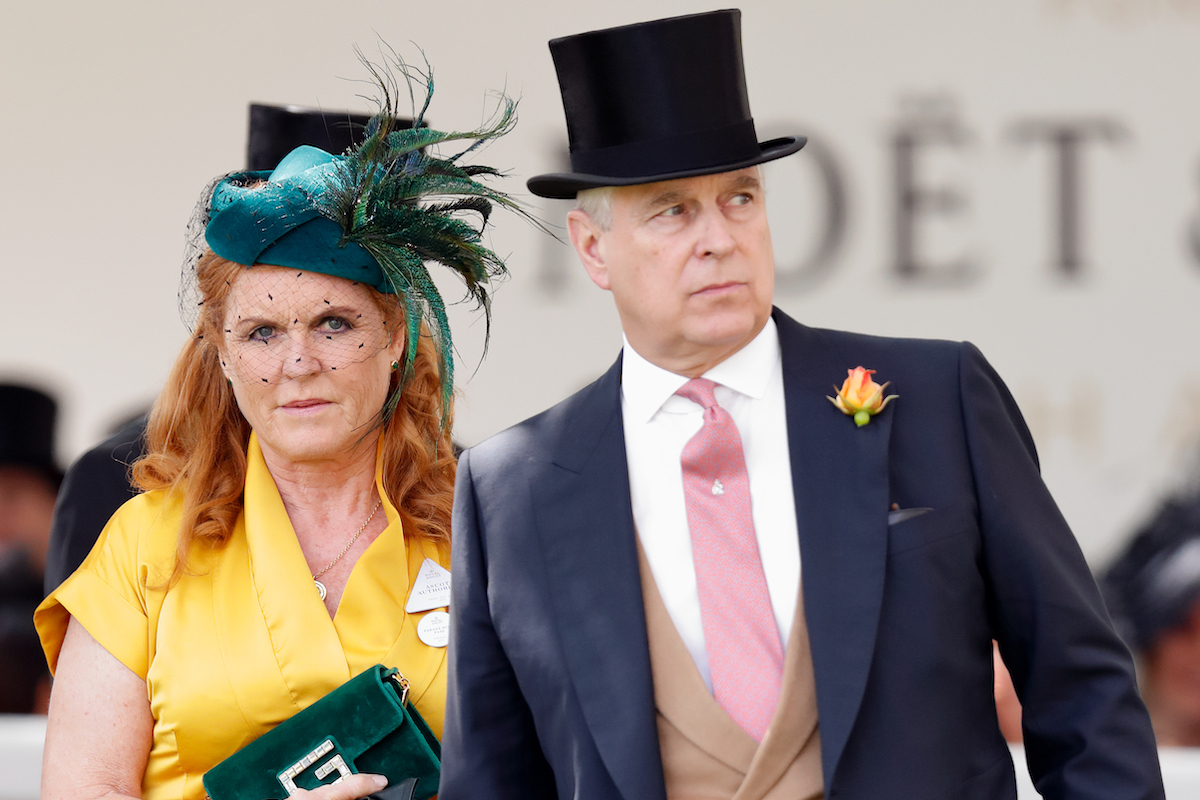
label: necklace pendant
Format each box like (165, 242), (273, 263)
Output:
(314, 579), (328, 601)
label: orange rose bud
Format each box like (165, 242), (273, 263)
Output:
(828, 367), (898, 426)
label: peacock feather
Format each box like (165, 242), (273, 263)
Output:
(317, 49), (533, 425)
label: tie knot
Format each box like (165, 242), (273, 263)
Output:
(675, 377), (721, 410)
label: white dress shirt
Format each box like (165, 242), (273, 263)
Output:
(621, 318), (801, 690)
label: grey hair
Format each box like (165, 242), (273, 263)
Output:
(574, 168), (770, 232)
(575, 185), (616, 230)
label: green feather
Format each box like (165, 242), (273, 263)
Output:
(313, 49), (542, 428)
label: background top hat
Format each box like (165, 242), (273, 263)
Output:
(0, 383), (61, 486)
(247, 104), (416, 171)
(527, 9), (805, 199)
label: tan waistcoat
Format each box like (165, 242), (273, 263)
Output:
(637, 545), (824, 800)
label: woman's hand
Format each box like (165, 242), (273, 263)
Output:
(290, 774), (388, 800)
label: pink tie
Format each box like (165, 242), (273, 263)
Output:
(676, 378), (784, 742)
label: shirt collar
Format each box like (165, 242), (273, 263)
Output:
(621, 317), (780, 425)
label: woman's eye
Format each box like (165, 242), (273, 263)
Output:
(250, 325), (274, 342)
(323, 317), (350, 332)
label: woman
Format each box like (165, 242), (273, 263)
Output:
(35, 60), (521, 800)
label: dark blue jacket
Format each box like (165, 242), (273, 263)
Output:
(441, 309), (1163, 800)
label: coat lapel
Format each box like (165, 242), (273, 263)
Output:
(774, 309), (893, 786)
(530, 357), (667, 800)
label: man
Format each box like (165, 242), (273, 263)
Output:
(0, 382), (61, 712)
(441, 10), (1163, 800)
(1104, 487), (1200, 746)
(43, 411), (145, 593)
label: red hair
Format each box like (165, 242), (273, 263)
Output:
(133, 252), (455, 583)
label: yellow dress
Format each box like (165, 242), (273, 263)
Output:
(35, 433), (450, 800)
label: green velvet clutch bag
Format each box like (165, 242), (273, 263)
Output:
(202, 665), (440, 800)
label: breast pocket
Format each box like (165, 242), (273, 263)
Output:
(887, 502), (977, 556)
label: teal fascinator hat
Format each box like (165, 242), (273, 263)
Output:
(186, 54), (531, 421)
(206, 146), (386, 290)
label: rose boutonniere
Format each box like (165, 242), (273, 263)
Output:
(828, 367), (898, 427)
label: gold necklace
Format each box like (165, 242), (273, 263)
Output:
(312, 498), (383, 601)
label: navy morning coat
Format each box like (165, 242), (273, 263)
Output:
(440, 309), (1164, 800)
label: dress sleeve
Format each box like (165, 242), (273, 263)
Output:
(35, 492), (166, 680)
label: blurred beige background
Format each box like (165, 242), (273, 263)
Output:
(2, 0), (1199, 563)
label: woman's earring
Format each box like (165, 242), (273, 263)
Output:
(390, 360), (400, 372)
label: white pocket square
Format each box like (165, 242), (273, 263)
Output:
(887, 507), (934, 525)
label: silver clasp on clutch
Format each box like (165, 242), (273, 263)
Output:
(277, 738), (352, 796)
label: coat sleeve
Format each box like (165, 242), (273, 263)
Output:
(959, 342), (1165, 800)
(439, 448), (558, 800)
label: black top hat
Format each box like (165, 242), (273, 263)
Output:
(247, 105), (418, 171)
(247, 105), (376, 171)
(528, 9), (805, 199)
(0, 383), (61, 486)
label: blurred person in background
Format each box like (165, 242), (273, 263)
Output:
(34, 56), (525, 800)
(43, 410), (146, 594)
(0, 382), (61, 713)
(1104, 488), (1200, 747)
(993, 641), (1024, 744)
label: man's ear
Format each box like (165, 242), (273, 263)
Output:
(567, 209), (611, 291)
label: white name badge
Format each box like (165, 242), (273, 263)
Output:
(417, 610), (450, 648)
(405, 558), (452, 614)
